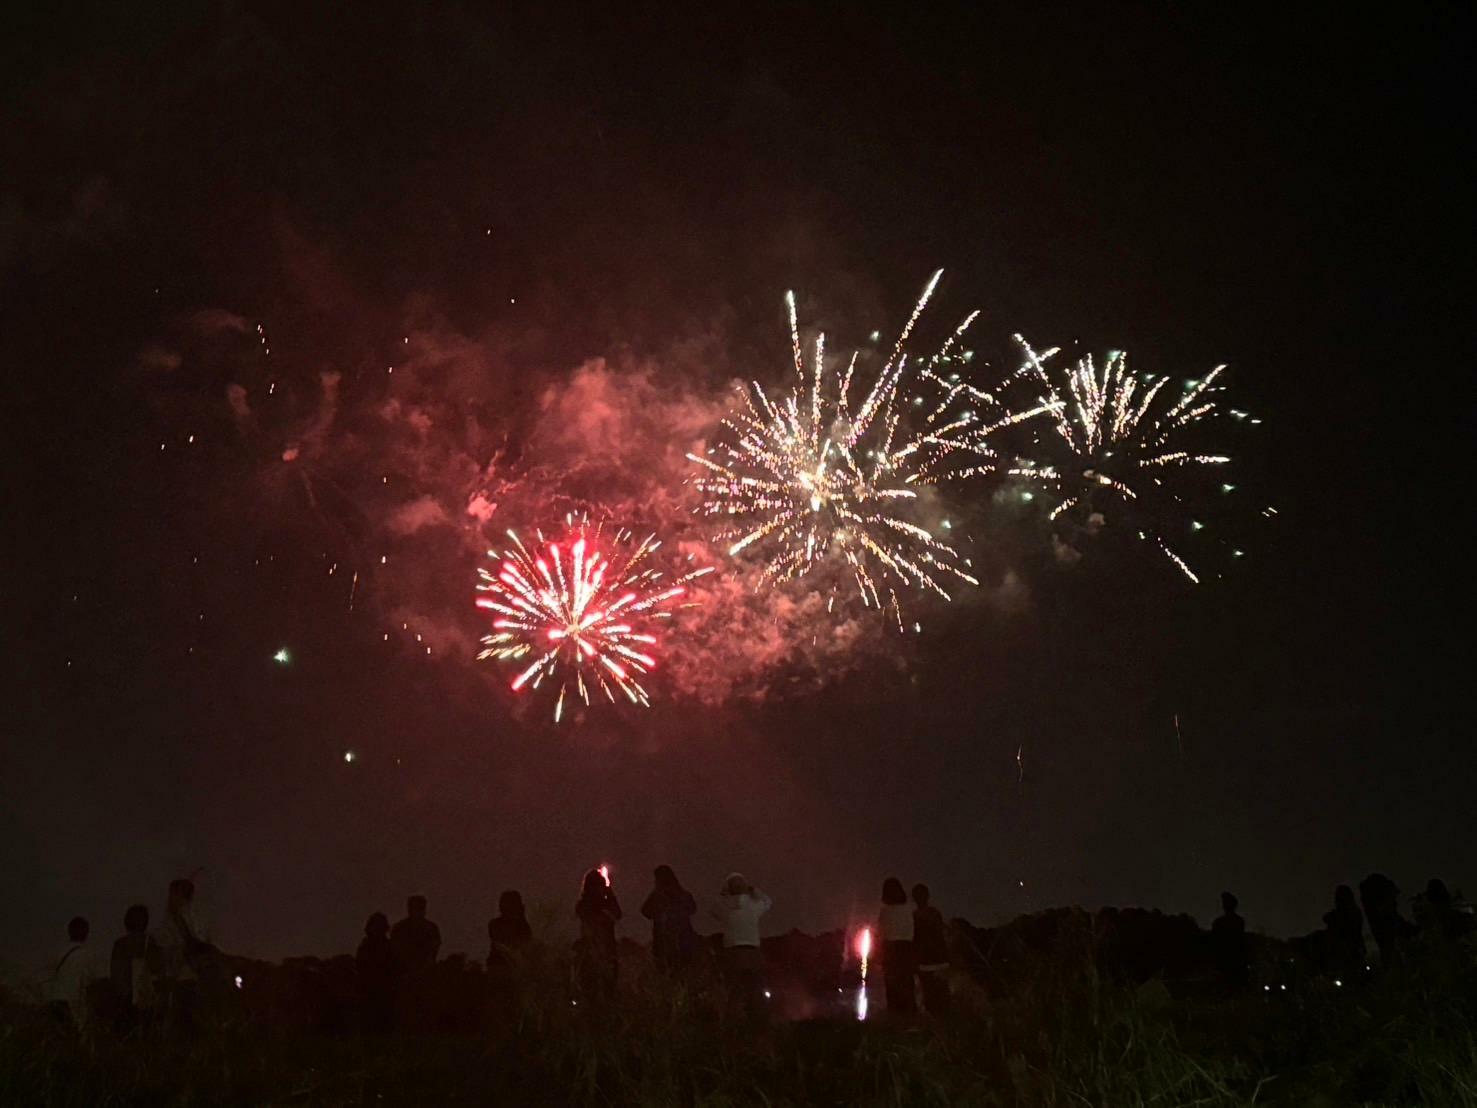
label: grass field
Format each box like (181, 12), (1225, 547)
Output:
(5, 927), (1476, 1106)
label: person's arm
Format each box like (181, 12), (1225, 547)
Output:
(607, 893), (622, 921)
(641, 891), (658, 920)
(681, 891), (696, 917)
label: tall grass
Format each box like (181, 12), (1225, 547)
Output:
(3, 942), (1475, 1106)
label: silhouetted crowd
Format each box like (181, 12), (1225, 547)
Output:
(30, 866), (1475, 1035)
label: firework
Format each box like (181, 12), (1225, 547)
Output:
(1013, 336), (1231, 582)
(690, 271), (1049, 620)
(475, 516), (712, 721)
(854, 926), (873, 1021)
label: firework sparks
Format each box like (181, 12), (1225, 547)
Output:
(474, 516), (712, 721)
(854, 925), (873, 1020)
(691, 271), (1048, 620)
(1013, 336), (1232, 582)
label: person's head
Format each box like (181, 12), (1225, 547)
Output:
(654, 864), (679, 893)
(723, 872), (748, 897)
(167, 878), (195, 911)
(67, 917), (89, 943)
(882, 878), (907, 905)
(1360, 873), (1397, 909)
(1426, 878), (1452, 907)
(581, 869), (608, 899)
(123, 904), (150, 935)
(1220, 891), (1238, 914)
(912, 883), (931, 908)
(407, 895), (427, 919)
(365, 911), (389, 938)
(498, 890), (525, 918)
(1335, 884), (1357, 911)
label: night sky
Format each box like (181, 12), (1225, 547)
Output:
(3, 4), (1468, 971)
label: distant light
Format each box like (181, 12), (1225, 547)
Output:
(1191, 521), (1204, 531)
(1021, 492), (1034, 502)
(234, 975), (243, 989)
(941, 519), (952, 530)
(343, 750), (356, 764)
(273, 648), (291, 664)
(763, 990), (772, 999)
(1221, 483), (1235, 493)
(1333, 979), (1342, 987)
(869, 330), (880, 342)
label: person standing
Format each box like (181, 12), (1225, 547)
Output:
(487, 890), (534, 969)
(1322, 885), (1365, 980)
(48, 917), (98, 1027)
(355, 912), (394, 1032)
(575, 869), (622, 1004)
(109, 905), (161, 1028)
(878, 878), (916, 1014)
(714, 873), (771, 1019)
(389, 895), (442, 975)
(912, 884), (950, 1015)
(641, 865), (698, 972)
(1211, 891), (1249, 988)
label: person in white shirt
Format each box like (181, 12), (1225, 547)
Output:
(48, 916), (98, 1027)
(713, 873), (771, 1018)
(877, 877), (917, 1014)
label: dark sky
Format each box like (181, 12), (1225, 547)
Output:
(3, 3), (1469, 970)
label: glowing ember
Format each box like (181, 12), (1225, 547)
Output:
(475, 515), (712, 721)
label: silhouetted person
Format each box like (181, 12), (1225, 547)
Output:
(641, 865), (698, 971)
(109, 904), (161, 1028)
(389, 895), (441, 975)
(158, 877), (222, 1021)
(878, 878), (917, 1014)
(912, 884), (950, 1015)
(1322, 885), (1365, 980)
(1360, 873), (1414, 970)
(1211, 891), (1249, 988)
(487, 890), (533, 969)
(714, 872), (771, 1020)
(1414, 877), (1473, 947)
(356, 912), (394, 1032)
(575, 870), (621, 1004)
(48, 917), (97, 1025)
